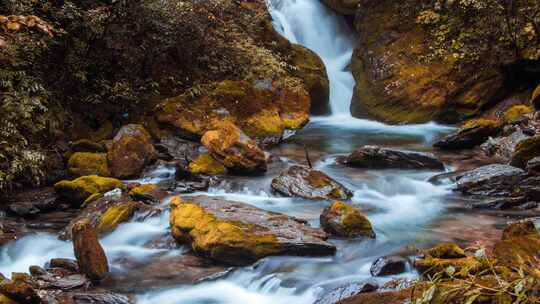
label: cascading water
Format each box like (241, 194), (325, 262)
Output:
(0, 1), (473, 304)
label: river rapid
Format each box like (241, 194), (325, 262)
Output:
(0, 1), (521, 303)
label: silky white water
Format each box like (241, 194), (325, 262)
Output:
(0, 1), (459, 304)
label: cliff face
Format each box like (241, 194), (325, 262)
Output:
(0, 0), (329, 192)
(322, 0), (540, 124)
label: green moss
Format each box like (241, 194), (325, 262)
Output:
(54, 175), (125, 206)
(326, 201), (375, 238)
(96, 203), (137, 234)
(129, 184), (159, 200)
(188, 154), (227, 175)
(426, 243), (466, 259)
(68, 152), (110, 177)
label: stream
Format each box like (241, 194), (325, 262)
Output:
(0, 1), (521, 303)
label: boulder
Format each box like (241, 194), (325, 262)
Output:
(169, 196), (336, 265)
(67, 152), (111, 177)
(455, 164), (525, 197)
(320, 201), (375, 238)
(271, 166), (352, 200)
(434, 119), (501, 150)
(510, 135), (540, 168)
(107, 124), (157, 178)
(72, 220), (109, 282)
(339, 146), (444, 170)
(370, 256), (409, 277)
(188, 154), (227, 176)
(321, 0), (361, 15)
(290, 44), (330, 115)
(156, 79), (310, 144)
(201, 121), (267, 174)
(54, 175), (125, 207)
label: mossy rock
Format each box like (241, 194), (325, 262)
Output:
(415, 256), (488, 278)
(461, 118), (501, 130)
(128, 184), (159, 201)
(68, 152), (110, 177)
(504, 105), (533, 123)
(510, 135), (540, 168)
(426, 243), (466, 259)
(188, 154), (227, 176)
(502, 220), (538, 240)
(320, 201), (375, 238)
(54, 175), (125, 207)
(96, 203), (138, 234)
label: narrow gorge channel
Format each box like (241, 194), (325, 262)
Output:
(1, 1), (537, 304)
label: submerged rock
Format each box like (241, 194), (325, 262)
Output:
(201, 121), (267, 174)
(434, 119), (501, 150)
(271, 166), (352, 200)
(169, 196), (335, 265)
(339, 146), (444, 170)
(54, 175), (125, 207)
(370, 256), (409, 277)
(72, 220), (109, 282)
(455, 164), (525, 197)
(68, 152), (111, 177)
(320, 201), (375, 238)
(107, 124), (157, 178)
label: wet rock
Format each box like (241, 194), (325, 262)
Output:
(321, 0), (361, 15)
(61, 195), (159, 239)
(71, 139), (107, 153)
(201, 121), (267, 174)
(510, 135), (540, 168)
(427, 170), (464, 185)
(502, 220), (538, 240)
(155, 136), (201, 162)
(49, 259), (79, 273)
(526, 156), (540, 174)
(434, 120), (501, 150)
(471, 196), (536, 210)
(128, 184), (167, 204)
(68, 152), (111, 177)
(480, 127), (529, 161)
(58, 292), (132, 304)
(188, 154), (227, 176)
(0, 279), (40, 304)
(169, 196), (336, 265)
(320, 201), (375, 238)
(519, 176), (540, 201)
(315, 281), (378, 304)
(72, 220), (109, 282)
(54, 175), (125, 207)
(101, 254), (230, 293)
(107, 124), (157, 178)
(455, 164), (525, 197)
(339, 146), (444, 170)
(370, 256), (408, 277)
(271, 166), (352, 200)
(7, 203), (41, 217)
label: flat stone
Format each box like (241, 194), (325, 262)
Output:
(339, 146), (444, 170)
(456, 164), (525, 197)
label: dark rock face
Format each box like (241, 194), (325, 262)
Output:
(434, 124), (501, 150)
(72, 220), (109, 282)
(169, 196), (336, 265)
(320, 201), (375, 238)
(456, 164), (525, 197)
(339, 146), (444, 170)
(370, 256), (409, 277)
(271, 166), (352, 200)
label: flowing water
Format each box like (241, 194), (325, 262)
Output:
(0, 1), (518, 303)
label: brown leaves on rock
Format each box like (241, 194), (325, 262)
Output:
(0, 15), (54, 37)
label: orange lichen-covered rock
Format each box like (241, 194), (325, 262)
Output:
(169, 196), (335, 265)
(107, 124), (157, 178)
(320, 201), (375, 238)
(188, 154), (227, 176)
(72, 220), (109, 282)
(201, 121), (267, 174)
(54, 175), (125, 207)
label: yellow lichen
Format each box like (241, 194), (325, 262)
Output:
(188, 154), (227, 175)
(461, 118), (500, 129)
(54, 175), (125, 206)
(67, 152), (110, 177)
(129, 184), (159, 200)
(96, 203), (137, 234)
(504, 105), (534, 122)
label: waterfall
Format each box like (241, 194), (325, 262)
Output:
(267, 0), (356, 117)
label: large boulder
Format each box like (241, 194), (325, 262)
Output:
(455, 164), (525, 197)
(107, 124), (157, 178)
(320, 201), (375, 238)
(169, 196), (336, 265)
(339, 146), (444, 170)
(67, 152), (110, 177)
(510, 135), (540, 168)
(321, 0), (361, 15)
(201, 121), (267, 174)
(350, 2), (516, 124)
(271, 166), (352, 200)
(434, 119), (501, 150)
(72, 220), (109, 282)
(54, 175), (125, 207)
(156, 79), (310, 145)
